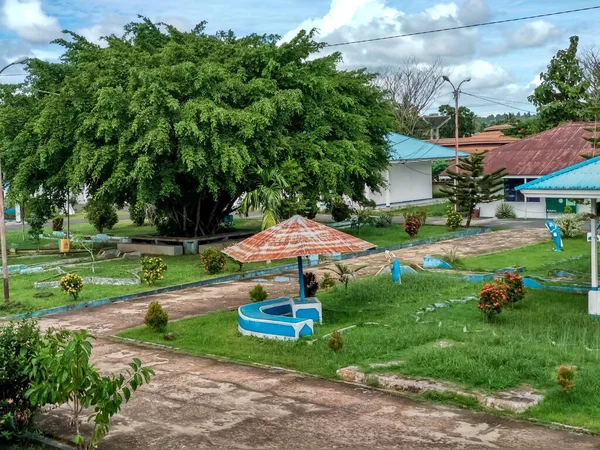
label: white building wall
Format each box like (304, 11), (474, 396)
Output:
(367, 162), (433, 207)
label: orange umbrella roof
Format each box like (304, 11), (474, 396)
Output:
(223, 215), (375, 263)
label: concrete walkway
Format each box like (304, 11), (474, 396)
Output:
(33, 229), (600, 449)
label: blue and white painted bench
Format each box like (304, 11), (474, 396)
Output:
(238, 297), (322, 340)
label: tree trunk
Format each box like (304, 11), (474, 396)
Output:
(466, 208), (473, 227)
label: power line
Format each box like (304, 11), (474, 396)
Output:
(326, 5), (600, 47)
(469, 94), (533, 106)
(461, 92), (535, 113)
(0, 73), (27, 77)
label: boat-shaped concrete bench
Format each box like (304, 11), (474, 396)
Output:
(238, 297), (322, 340)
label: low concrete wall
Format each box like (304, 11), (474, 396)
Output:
(118, 243), (183, 256)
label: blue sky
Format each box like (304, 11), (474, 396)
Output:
(1, 0), (599, 115)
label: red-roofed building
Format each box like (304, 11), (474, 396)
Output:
(429, 124), (518, 154)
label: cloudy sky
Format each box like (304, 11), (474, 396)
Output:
(1, 0), (598, 115)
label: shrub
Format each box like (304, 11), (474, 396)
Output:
(321, 272), (335, 289)
(51, 216), (64, 232)
(141, 257), (167, 285)
(495, 203), (516, 219)
(503, 272), (525, 305)
(144, 301), (168, 332)
(327, 330), (344, 352)
(330, 200), (351, 222)
(445, 205), (462, 230)
(304, 272), (319, 297)
(201, 248), (227, 274)
(442, 246), (461, 265)
(26, 196), (54, 249)
(557, 365), (576, 393)
(403, 215), (421, 238)
(129, 203), (146, 227)
(84, 198), (119, 233)
(375, 211), (393, 228)
(478, 282), (508, 321)
(416, 207), (427, 225)
(60, 273), (84, 301)
(249, 284), (268, 303)
(555, 213), (585, 238)
(563, 205), (573, 214)
(0, 320), (43, 439)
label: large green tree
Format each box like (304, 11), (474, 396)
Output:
(528, 36), (590, 129)
(0, 19), (395, 236)
(438, 105), (477, 138)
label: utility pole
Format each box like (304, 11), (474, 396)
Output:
(0, 57), (29, 302)
(442, 75), (471, 211)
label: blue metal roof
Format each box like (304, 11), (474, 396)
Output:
(387, 132), (468, 162)
(516, 155), (600, 191)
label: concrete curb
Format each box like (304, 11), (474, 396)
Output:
(5, 227), (492, 321)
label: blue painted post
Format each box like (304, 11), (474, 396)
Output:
(297, 256), (306, 302)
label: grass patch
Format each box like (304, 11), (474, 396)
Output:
(120, 272), (600, 432)
(420, 391), (482, 411)
(391, 201), (449, 218)
(344, 224), (464, 248)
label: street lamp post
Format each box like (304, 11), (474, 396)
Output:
(0, 57), (29, 302)
(442, 75), (471, 211)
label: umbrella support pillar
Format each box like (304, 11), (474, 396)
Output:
(297, 256), (306, 302)
(590, 199), (600, 317)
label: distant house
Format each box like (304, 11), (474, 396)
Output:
(429, 124), (519, 154)
(476, 122), (596, 219)
(365, 133), (467, 208)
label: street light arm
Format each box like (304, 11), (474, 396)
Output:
(0, 57), (29, 75)
(457, 77), (471, 91)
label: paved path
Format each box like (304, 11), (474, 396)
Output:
(34, 229), (600, 449)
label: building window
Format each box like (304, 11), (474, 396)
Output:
(524, 178), (540, 202)
(504, 178), (525, 202)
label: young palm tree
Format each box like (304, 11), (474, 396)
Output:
(240, 167), (289, 230)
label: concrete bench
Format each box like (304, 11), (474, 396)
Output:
(238, 297), (322, 340)
(117, 243), (183, 256)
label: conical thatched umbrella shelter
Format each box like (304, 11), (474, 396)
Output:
(223, 215), (375, 301)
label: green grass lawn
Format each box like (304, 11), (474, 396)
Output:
(344, 223), (464, 247)
(457, 236), (593, 283)
(120, 272), (600, 432)
(391, 201), (449, 217)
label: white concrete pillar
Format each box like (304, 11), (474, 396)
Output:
(385, 169), (391, 208)
(15, 204), (21, 223)
(590, 198), (600, 316)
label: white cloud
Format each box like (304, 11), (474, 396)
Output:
(450, 60), (511, 89)
(1, 0), (62, 43)
(504, 20), (560, 49)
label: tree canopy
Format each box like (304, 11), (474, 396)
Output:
(0, 19), (395, 236)
(438, 104), (477, 138)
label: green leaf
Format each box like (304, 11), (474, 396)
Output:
(123, 386), (131, 402)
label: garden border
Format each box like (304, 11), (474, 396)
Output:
(5, 227), (491, 320)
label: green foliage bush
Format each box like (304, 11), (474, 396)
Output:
(0, 320), (43, 440)
(129, 203), (146, 227)
(375, 211), (393, 228)
(249, 284), (268, 303)
(51, 216), (64, 231)
(557, 365), (576, 393)
(495, 203), (516, 219)
(555, 213), (585, 237)
(144, 301), (169, 332)
(60, 273), (83, 301)
(84, 198), (119, 233)
(141, 257), (167, 285)
(330, 200), (351, 222)
(321, 272), (335, 290)
(327, 330), (344, 352)
(303, 272), (319, 297)
(26, 196), (54, 247)
(201, 248), (227, 275)
(445, 206), (462, 230)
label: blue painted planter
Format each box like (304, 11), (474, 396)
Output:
(463, 273), (494, 282)
(495, 267), (526, 274)
(423, 256), (452, 269)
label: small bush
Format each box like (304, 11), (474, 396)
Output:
(478, 282), (507, 321)
(403, 215), (421, 238)
(503, 272), (525, 305)
(330, 200), (351, 222)
(164, 332), (176, 341)
(144, 301), (168, 332)
(442, 246), (460, 265)
(563, 205), (573, 214)
(84, 198), (119, 233)
(303, 272), (319, 297)
(321, 272), (335, 289)
(249, 284), (268, 303)
(60, 273), (83, 301)
(557, 365), (576, 393)
(445, 206), (462, 229)
(327, 330), (344, 352)
(141, 257), (167, 285)
(555, 213), (585, 238)
(375, 211), (393, 228)
(416, 207), (427, 225)
(495, 203), (516, 219)
(129, 203), (146, 227)
(51, 216), (64, 231)
(201, 248), (227, 274)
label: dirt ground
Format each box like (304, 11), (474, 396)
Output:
(34, 228), (600, 450)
